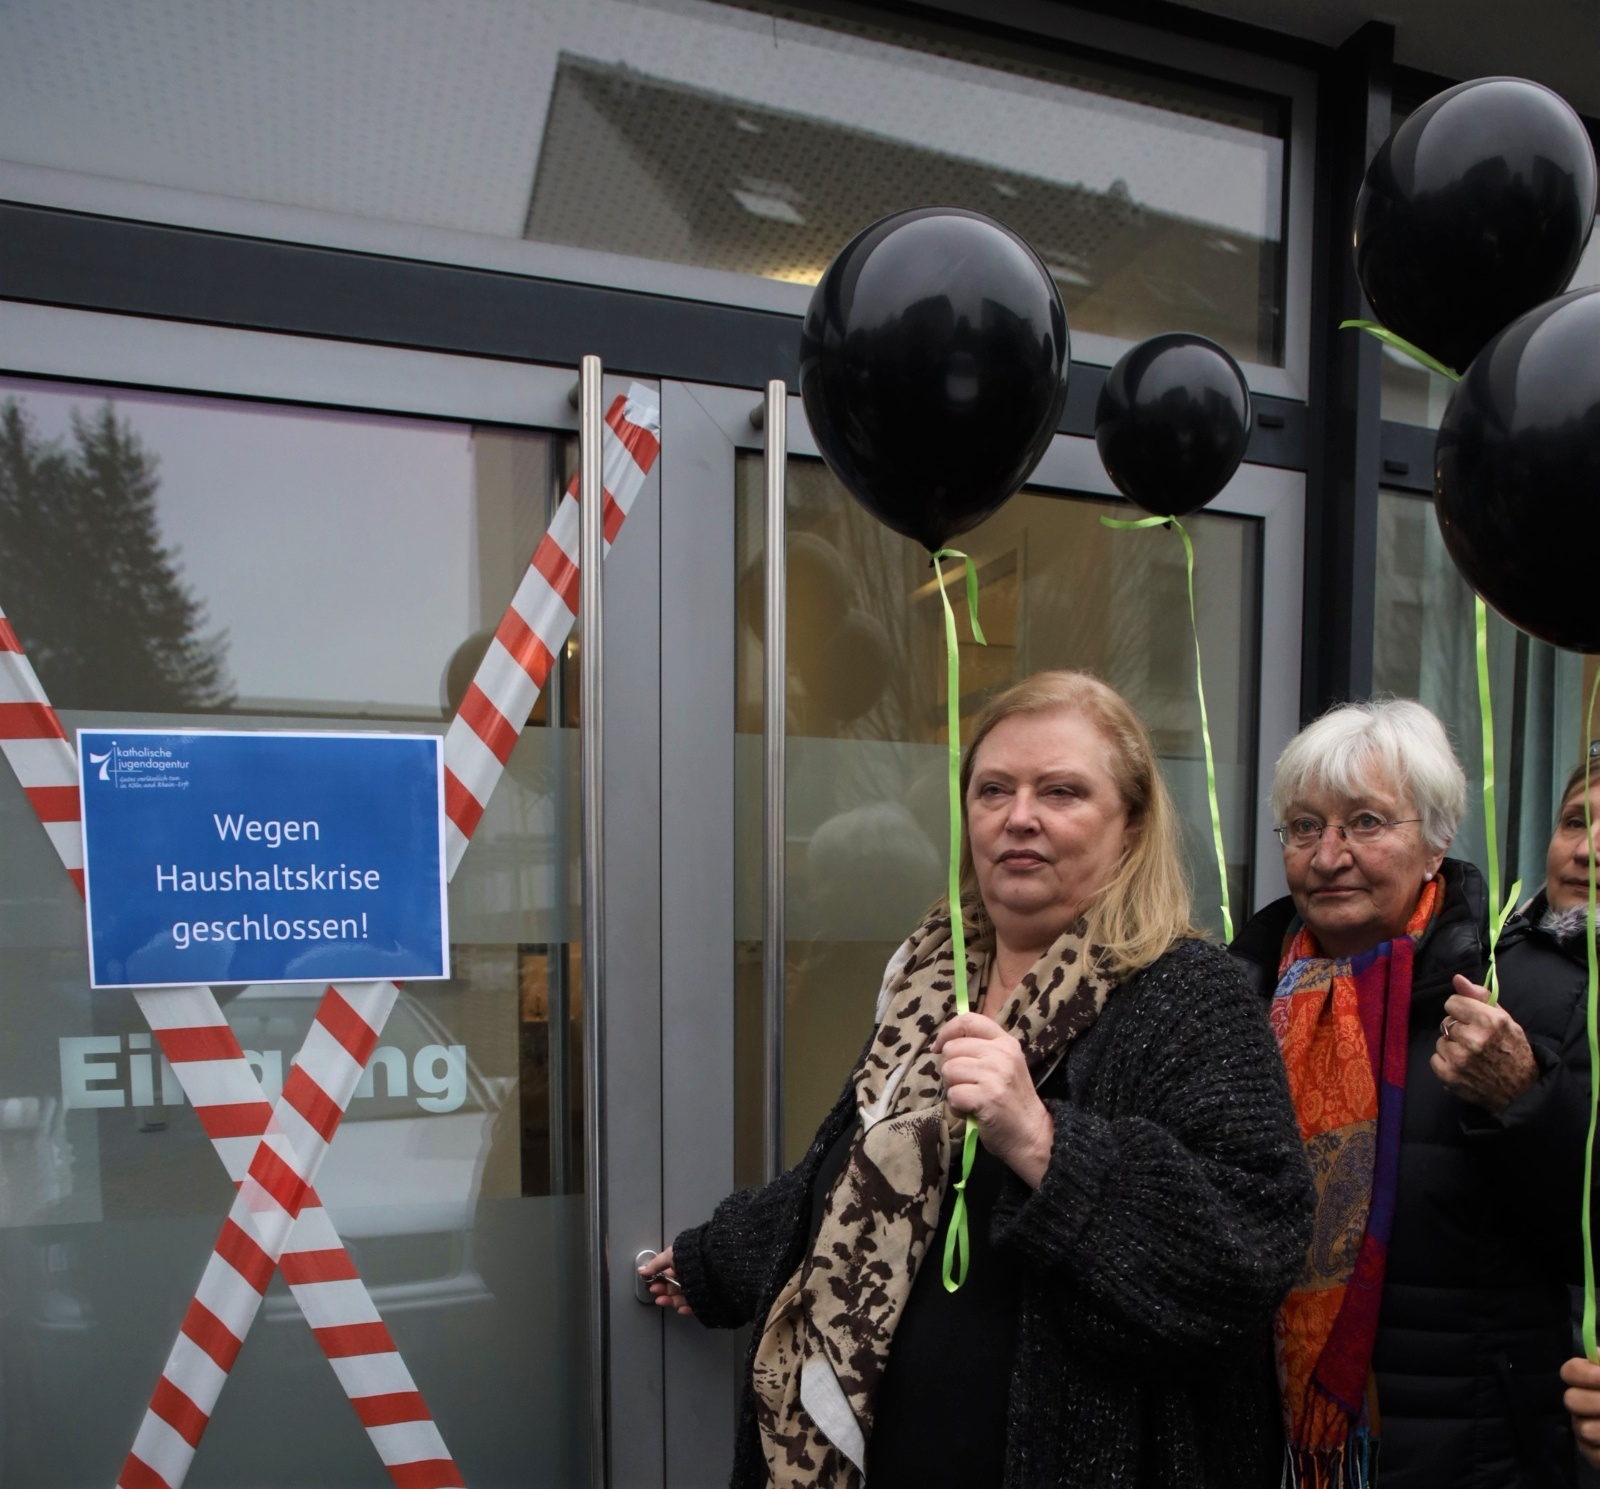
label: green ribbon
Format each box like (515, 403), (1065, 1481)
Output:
(1100, 514), (1233, 941)
(1583, 669), (1600, 1363)
(1475, 593), (1523, 1001)
(1347, 321), (1590, 1316)
(1343, 322), (1523, 993)
(930, 548), (985, 1293)
(1337, 319), (1461, 379)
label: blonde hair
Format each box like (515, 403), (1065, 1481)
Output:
(949, 670), (1200, 978)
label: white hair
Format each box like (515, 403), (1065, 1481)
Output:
(1270, 698), (1466, 853)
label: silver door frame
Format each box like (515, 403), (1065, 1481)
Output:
(657, 382), (744, 1487)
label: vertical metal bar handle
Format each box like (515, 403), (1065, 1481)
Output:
(762, 378), (787, 1183)
(579, 353), (609, 1489)
(548, 456), (572, 1198)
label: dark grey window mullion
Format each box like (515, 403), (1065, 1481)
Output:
(1302, 21), (1393, 718)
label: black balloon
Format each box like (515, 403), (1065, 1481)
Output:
(1435, 286), (1600, 652)
(799, 208), (1069, 552)
(1094, 333), (1251, 517)
(1354, 77), (1597, 376)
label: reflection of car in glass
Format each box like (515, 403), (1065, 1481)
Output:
(217, 984), (515, 1318)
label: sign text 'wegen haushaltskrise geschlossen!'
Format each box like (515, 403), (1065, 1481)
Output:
(78, 729), (449, 988)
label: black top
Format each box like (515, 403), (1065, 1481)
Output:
(672, 936), (1314, 1489)
(807, 1123), (1019, 1489)
(1232, 862), (1583, 1489)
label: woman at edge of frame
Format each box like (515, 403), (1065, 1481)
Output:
(1520, 752), (1600, 1477)
(1232, 699), (1587, 1489)
(642, 669), (1313, 1489)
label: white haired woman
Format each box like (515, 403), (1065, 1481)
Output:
(1232, 699), (1579, 1488)
(643, 671), (1312, 1488)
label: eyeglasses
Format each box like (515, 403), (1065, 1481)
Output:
(1273, 814), (1423, 851)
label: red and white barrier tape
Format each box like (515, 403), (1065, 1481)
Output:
(443, 382), (659, 871)
(0, 615), (460, 1487)
(122, 381), (657, 1489)
(0, 609), (85, 892)
(128, 983), (467, 1489)
(0, 383), (659, 1488)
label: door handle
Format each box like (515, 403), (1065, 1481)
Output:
(634, 1249), (657, 1305)
(635, 1248), (680, 1306)
(580, 355), (609, 1489)
(763, 378), (787, 1183)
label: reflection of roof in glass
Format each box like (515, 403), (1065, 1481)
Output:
(0, 0), (1284, 238)
(526, 57), (1282, 362)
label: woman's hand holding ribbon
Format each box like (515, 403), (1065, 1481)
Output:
(934, 1012), (1053, 1188)
(1432, 975), (1540, 1114)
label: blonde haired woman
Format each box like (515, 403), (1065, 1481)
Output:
(643, 671), (1312, 1488)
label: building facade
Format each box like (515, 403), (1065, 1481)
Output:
(0, 2), (1593, 1484)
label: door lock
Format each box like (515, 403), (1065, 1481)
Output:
(634, 1249), (659, 1305)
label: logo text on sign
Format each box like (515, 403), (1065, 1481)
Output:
(78, 729), (449, 989)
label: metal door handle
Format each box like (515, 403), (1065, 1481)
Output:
(763, 379), (787, 1182)
(634, 1249), (659, 1305)
(633, 1248), (687, 1308)
(579, 354), (609, 1489)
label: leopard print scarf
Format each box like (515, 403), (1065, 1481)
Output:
(751, 911), (1113, 1487)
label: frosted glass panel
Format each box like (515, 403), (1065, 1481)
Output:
(732, 454), (1260, 1175)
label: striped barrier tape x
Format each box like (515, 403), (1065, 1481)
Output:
(0, 382), (660, 1489)
(0, 623), (452, 1480)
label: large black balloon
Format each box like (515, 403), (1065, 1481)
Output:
(1435, 286), (1600, 652)
(799, 208), (1069, 552)
(1094, 334), (1251, 517)
(1354, 77), (1596, 376)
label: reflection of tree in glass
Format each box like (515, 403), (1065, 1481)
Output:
(0, 399), (232, 710)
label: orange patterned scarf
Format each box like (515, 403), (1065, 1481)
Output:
(1269, 877), (1442, 1489)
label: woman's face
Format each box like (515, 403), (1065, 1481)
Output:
(967, 708), (1131, 941)
(1546, 784), (1600, 912)
(1280, 774), (1445, 959)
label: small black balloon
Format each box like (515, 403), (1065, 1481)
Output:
(1354, 77), (1597, 376)
(799, 208), (1069, 552)
(1094, 334), (1251, 518)
(1435, 286), (1600, 652)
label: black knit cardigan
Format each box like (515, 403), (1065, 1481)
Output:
(671, 936), (1316, 1488)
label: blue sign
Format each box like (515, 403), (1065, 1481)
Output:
(78, 729), (449, 989)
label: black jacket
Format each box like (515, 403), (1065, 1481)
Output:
(672, 937), (1315, 1488)
(1232, 861), (1583, 1489)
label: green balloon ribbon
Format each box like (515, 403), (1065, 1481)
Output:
(930, 548), (986, 1293)
(1100, 514), (1233, 941)
(1584, 669), (1600, 1364)
(1337, 319), (1461, 380)
(1475, 592), (1523, 1002)
(1344, 321), (1593, 1328)
(1342, 320), (1523, 995)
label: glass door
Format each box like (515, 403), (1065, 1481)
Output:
(0, 315), (670, 1487)
(652, 384), (1302, 1379)
(731, 458), (1263, 1171)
